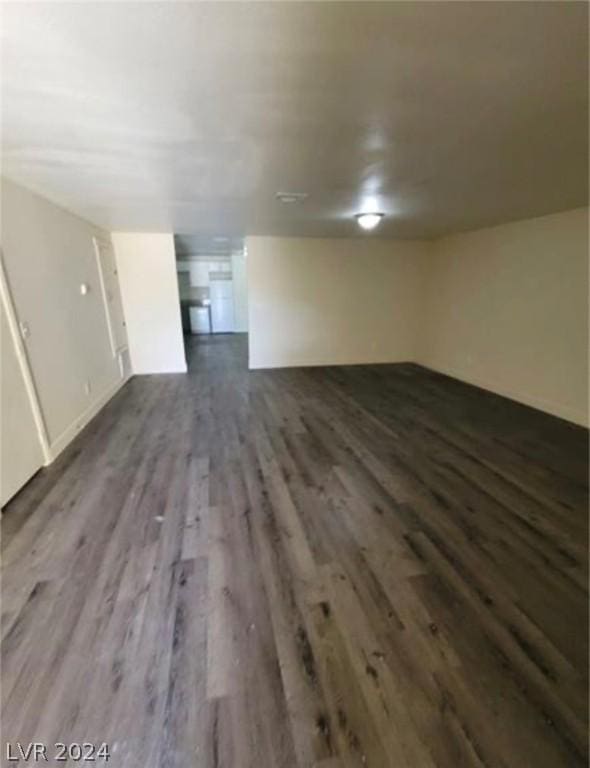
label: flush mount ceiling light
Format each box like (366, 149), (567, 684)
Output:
(276, 191), (308, 204)
(355, 212), (385, 231)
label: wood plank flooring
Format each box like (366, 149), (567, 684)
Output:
(2, 333), (588, 767)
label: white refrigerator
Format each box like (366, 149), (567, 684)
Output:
(209, 279), (234, 333)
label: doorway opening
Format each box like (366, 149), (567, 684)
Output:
(174, 235), (248, 367)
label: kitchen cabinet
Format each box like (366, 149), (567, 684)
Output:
(189, 261), (210, 287)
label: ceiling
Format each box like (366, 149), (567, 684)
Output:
(1, 2), (588, 240)
(175, 234), (244, 258)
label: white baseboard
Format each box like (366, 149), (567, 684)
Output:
(249, 351), (588, 427)
(133, 363), (188, 374)
(416, 359), (588, 428)
(45, 360), (185, 464)
(249, 354), (412, 370)
(47, 374), (131, 463)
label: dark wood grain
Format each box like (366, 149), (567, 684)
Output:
(2, 334), (588, 767)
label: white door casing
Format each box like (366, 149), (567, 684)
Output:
(94, 237), (128, 357)
(0, 252), (50, 504)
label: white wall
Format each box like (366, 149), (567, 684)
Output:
(232, 250), (249, 332)
(246, 236), (426, 369)
(418, 208), (589, 426)
(1, 178), (128, 464)
(112, 233), (186, 374)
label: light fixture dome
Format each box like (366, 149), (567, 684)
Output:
(355, 212), (384, 231)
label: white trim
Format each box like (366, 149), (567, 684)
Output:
(0, 251), (52, 465)
(47, 373), (131, 462)
(93, 235), (117, 357)
(134, 364), (188, 375)
(249, 348), (588, 427)
(249, 354), (412, 370)
(93, 235), (127, 359)
(417, 359), (588, 428)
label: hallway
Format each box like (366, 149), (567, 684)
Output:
(2, 335), (588, 767)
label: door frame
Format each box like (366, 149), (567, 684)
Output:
(0, 249), (51, 466)
(93, 236), (127, 358)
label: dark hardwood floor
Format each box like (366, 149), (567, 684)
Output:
(2, 333), (588, 767)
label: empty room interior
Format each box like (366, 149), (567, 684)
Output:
(1, 2), (589, 767)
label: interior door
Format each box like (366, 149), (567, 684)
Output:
(1, 299), (44, 505)
(94, 237), (127, 356)
(210, 279), (235, 333)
